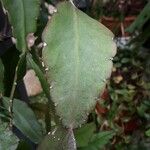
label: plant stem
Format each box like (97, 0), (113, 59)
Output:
(9, 65), (18, 128)
(67, 128), (77, 150)
(45, 102), (51, 132)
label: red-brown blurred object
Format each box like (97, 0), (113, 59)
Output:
(96, 102), (108, 115)
(95, 88), (109, 115)
(100, 88), (109, 100)
(123, 118), (141, 134)
(101, 16), (136, 37)
(100, 0), (145, 37)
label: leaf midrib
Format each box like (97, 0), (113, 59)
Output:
(72, 7), (80, 107)
(14, 108), (41, 141)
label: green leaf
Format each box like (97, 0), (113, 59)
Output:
(145, 129), (150, 137)
(0, 59), (4, 94)
(16, 140), (32, 150)
(75, 123), (95, 147)
(2, 97), (43, 143)
(26, 53), (50, 100)
(27, 53), (61, 128)
(42, 2), (116, 128)
(79, 131), (115, 150)
(37, 127), (71, 150)
(1, 0), (40, 52)
(0, 122), (19, 150)
(126, 1), (150, 33)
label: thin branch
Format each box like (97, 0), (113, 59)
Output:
(9, 65), (18, 128)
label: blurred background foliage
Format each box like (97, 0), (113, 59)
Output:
(0, 0), (150, 149)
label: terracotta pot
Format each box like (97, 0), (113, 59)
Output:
(100, 16), (136, 37)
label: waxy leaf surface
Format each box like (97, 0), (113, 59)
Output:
(42, 2), (116, 128)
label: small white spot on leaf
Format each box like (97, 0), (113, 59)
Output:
(43, 42), (47, 47)
(11, 37), (17, 44)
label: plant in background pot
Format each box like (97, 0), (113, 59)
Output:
(100, 0), (146, 37)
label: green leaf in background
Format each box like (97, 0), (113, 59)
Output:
(126, 1), (150, 33)
(16, 140), (32, 150)
(145, 129), (150, 137)
(42, 2), (116, 128)
(26, 54), (56, 123)
(0, 122), (19, 150)
(0, 59), (4, 95)
(1, 0), (40, 52)
(26, 53), (50, 100)
(75, 123), (95, 147)
(2, 97), (43, 143)
(37, 126), (69, 150)
(79, 131), (115, 150)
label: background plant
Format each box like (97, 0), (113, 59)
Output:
(0, 0), (150, 150)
